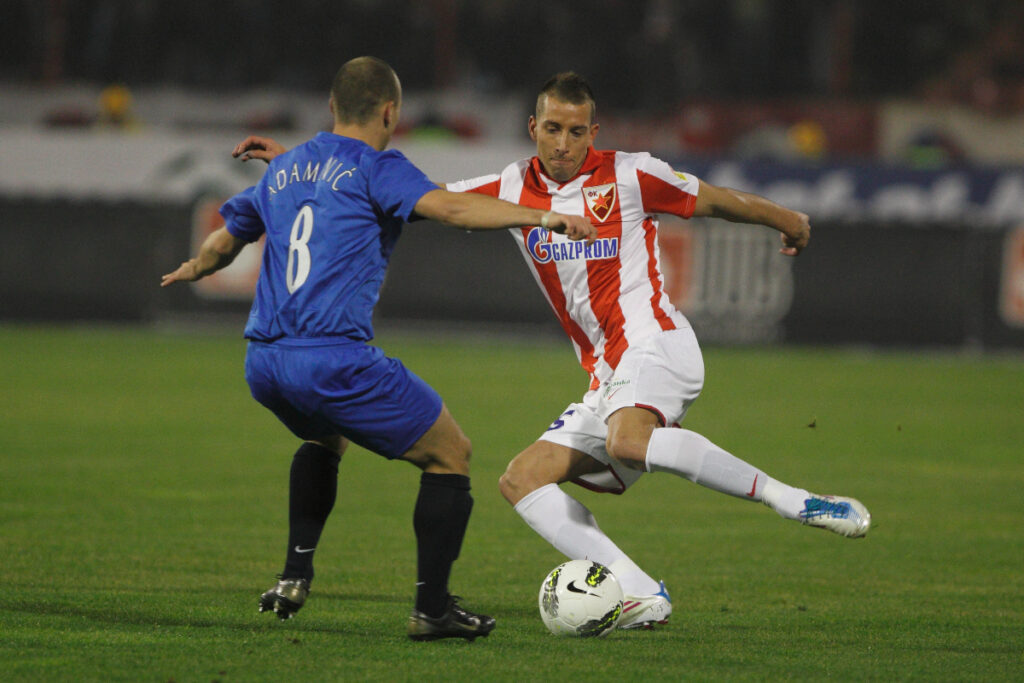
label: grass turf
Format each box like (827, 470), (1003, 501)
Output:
(0, 324), (1022, 681)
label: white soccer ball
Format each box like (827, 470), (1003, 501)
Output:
(538, 560), (624, 637)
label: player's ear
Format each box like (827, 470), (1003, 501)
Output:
(528, 115), (538, 141)
(382, 101), (398, 130)
(590, 122), (600, 142)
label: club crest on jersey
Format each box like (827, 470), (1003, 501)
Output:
(526, 226), (619, 265)
(583, 183), (617, 222)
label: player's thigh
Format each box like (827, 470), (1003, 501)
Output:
(596, 327), (704, 427)
(400, 402), (472, 475)
(541, 401), (646, 495)
(500, 440), (606, 504)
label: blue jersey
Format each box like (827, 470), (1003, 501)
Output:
(221, 132), (437, 342)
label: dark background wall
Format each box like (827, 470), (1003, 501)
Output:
(3, 196), (1022, 349)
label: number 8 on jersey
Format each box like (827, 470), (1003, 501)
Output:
(287, 205), (314, 293)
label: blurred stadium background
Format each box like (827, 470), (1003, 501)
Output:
(3, 6), (1023, 679)
(2, 0), (1024, 349)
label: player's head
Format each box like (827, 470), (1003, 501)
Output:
(535, 72), (596, 124)
(530, 72), (600, 182)
(329, 57), (402, 142)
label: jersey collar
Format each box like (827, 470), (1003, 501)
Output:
(530, 146), (603, 187)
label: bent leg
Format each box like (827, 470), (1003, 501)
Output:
(499, 438), (605, 505)
(607, 406), (812, 519)
(645, 426), (815, 516)
(609, 409), (870, 535)
(502, 440), (661, 596)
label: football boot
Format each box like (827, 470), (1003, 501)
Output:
(258, 576), (310, 620)
(618, 580), (672, 630)
(407, 596), (496, 642)
(799, 494), (871, 538)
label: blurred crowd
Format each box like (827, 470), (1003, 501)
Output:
(4, 0), (1024, 166)
(4, 0), (1024, 113)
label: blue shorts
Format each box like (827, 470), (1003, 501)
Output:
(244, 339), (443, 459)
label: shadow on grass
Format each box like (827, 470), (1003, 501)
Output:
(0, 589), (410, 637)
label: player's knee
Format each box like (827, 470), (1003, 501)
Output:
(456, 433), (472, 464)
(498, 458), (538, 505)
(497, 471), (513, 502)
(497, 463), (520, 504)
(605, 433), (648, 471)
(405, 419), (472, 474)
(437, 433), (472, 472)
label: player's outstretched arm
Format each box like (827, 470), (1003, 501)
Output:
(233, 135), (288, 163)
(693, 180), (810, 256)
(414, 189), (596, 241)
(161, 226), (248, 286)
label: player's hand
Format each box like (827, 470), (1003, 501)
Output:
(779, 211), (810, 256)
(546, 213), (597, 243)
(160, 260), (201, 287)
(233, 135), (287, 163)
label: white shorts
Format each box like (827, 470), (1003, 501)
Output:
(539, 327), (704, 494)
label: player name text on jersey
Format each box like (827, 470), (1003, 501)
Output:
(267, 157), (357, 196)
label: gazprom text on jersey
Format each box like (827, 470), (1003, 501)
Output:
(527, 227), (618, 264)
(267, 158), (357, 196)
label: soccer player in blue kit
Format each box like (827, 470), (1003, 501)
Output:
(161, 56), (596, 642)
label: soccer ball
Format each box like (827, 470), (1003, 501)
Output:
(538, 560), (624, 637)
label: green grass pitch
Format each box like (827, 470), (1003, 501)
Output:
(1, 324), (1022, 681)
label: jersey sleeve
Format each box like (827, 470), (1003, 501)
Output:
(444, 174), (501, 197)
(367, 150), (440, 222)
(636, 155), (699, 219)
(219, 186), (265, 242)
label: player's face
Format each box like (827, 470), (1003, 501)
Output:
(530, 96), (599, 182)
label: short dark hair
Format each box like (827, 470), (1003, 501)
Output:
(536, 72), (596, 123)
(330, 56), (401, 125)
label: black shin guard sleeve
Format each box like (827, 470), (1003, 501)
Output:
(282, 442), (341, 581)
(413, 472), (473, 617)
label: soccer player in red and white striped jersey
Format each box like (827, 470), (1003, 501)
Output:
(449, 73), (871, 630)
(233, 73), (871, 630)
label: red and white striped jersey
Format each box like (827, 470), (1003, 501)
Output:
(447, 147), (699, 390)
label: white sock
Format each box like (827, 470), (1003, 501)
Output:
(645, 428), (810, 519)
(608, 557), (661, 597)
(514, 483), (661, 595)
(761, 478), (812, 520)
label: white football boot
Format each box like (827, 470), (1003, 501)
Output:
(799, 494), (871, 538)
(618, 580), (672, 630)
